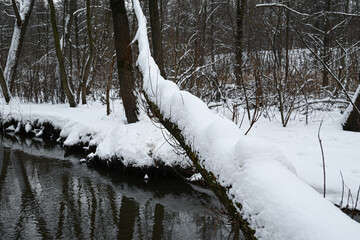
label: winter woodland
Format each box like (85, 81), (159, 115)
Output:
(1, 0), (360, 239)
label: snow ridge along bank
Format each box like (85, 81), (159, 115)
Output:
(132, 0), (360, 239)
(0, 100), (190, 170)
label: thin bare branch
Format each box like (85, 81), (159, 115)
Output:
(11, 0), (22, 26)
(256, 3), (310, 17)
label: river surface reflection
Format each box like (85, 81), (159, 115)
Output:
(0, 135), (240, 239)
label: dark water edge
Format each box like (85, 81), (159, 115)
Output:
(0, 135), (243, 240)
(0, 118), (196, 179)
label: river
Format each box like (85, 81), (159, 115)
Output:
(0, 134), (241, 239)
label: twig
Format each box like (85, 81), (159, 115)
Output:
(340, 171), (345, 208)
(353, 185), (360, 218)
(318, 120), (326, 198)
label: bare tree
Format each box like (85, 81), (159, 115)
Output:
(235, 0), (249, 119)
(48, 0), (76, 107)
(110, 0), (139, 123)
(81, 0), (95, 104)
(0, 0), (35, 103)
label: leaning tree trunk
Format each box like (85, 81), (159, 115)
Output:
(343, 88), (360, 132)
(1, 0), (35, 103)
(145, 96), (256, 239)
(6, 0), (35, 92)
(110, 0), (139, 123)
(132, 1), (257, 238)
(48, 0), (76, 107)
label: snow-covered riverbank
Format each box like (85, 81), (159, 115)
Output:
(1, 98), (360, 239)
(0, 100), (191, 169)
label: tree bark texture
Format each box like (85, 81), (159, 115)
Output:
(322, 0), (332, 87)
(234, 0), (246, 86)
(48, 0), (76, 107)
(149, 0), (166, 78)
(110, 0), (139, 123)
(0, 65), (11, 103)
(343, 92), (360, 132)
(81, 0), (94, 105)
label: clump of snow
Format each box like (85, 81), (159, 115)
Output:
(15, 122), (21, 133)
(35, 127), (44, 137)
(25, 121), (32, 133)
(6, 125), (15, 132)
(188, 173), (203, 182)
(132, 0), (360, 239)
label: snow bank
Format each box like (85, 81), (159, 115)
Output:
(243, 112), (360, 212)
(0, 100), (189, 168)
(132, 0), (360, 239)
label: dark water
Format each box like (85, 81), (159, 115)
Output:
(0, 135), (239, 239)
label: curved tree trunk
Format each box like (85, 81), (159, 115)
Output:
(48, 0), (76, 108)
(110, 0), (139, 123)
(0, 0), (35, 103)
(5, 0), (35, 93)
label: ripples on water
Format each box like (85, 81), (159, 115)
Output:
(0, 135), (241, 239)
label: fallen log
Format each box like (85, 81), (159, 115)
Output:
(132, 1), (360, 239)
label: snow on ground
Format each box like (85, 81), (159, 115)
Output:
(242, 111), (360, 210)
(0, 1), (359, 238)
(132, 0), (360, 239)
(0, 99), (189, 168)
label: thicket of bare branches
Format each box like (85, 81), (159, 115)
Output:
(0, 0), (359, 126)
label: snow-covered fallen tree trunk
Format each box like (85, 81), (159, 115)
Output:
(132, 1), (360, 239)
(343, 85), (360, 132)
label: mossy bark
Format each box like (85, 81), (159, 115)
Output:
(144, 94), (257, 240)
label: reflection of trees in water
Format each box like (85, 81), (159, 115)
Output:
(11, 150), (52, 239)
(0, 141), (234, 239)
(152, 204), (164, 240)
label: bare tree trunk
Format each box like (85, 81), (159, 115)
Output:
(106, 57), (115, 116)
(110, 0), (139, 123)
(0, 65), (11, 103)
(343, 89), (360, 132)
(149, 0), (166, 78)
(1, 0), (35, 102)
(48, 0), (76, 107)
(322, 0), (332, 87)
(235, 0), (250, 120)
(234, 0), (246, 85)
(81, 0), (94, 105)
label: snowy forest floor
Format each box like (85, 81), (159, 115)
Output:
(1, 98), (359, 215)
(216, 105), (360, 213)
